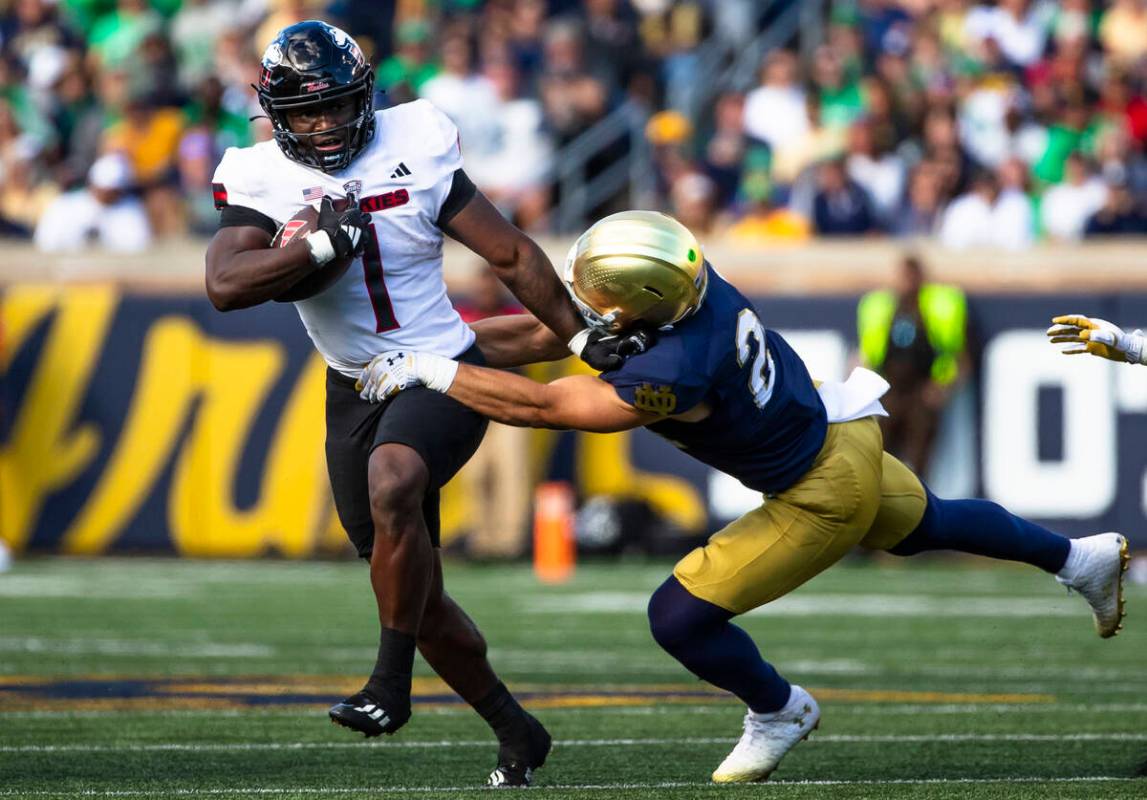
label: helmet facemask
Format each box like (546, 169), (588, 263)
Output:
(563, 242), (622, 331)
(261, 75), (375, 173)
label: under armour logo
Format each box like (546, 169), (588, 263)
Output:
(385, 352), (405, 367)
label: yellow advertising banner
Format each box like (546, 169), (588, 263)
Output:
(0, 286), (704, 556)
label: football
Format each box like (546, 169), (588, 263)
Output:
(272, 204), (356, 302)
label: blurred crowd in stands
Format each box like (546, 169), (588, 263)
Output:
(2, 0), (1147, 253)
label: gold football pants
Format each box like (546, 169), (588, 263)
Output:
(673, 417), (927, 614)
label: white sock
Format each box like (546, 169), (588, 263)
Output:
(1057, 538), (1085, 579)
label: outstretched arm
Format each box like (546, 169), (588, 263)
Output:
(469, 314), (569, 368)
(441, 192), (645, 371)
(448, 367), (656, 432)
(468, 313), (658, 370)
(1047, 314), (1147, 364)
(444, 194), (584, 343)
(357, 350), (658, 432)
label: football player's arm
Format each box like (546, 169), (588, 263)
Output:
(204, 224), (314, 311)
(468, 314), (570, 368)
(448, 365), (657, 432)
(442, 192), (584, 342)
(205, 199), (369, 311)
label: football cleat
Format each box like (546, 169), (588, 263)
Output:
(487, 712), (552, 788)
(1056, 532), (1130, 638)
(711, 685), (819, 784)
(328, 689), (411, 737)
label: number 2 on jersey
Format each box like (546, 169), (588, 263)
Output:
(735, 309), (774, 408)
(360, 224), (398, 332)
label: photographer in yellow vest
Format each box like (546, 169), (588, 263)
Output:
(858, 254), (969, 474)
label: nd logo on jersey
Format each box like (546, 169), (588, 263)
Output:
(634, 384), (677, 415)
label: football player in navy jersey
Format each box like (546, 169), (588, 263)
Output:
(358, 210), (1130, 783)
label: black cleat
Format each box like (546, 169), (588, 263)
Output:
(328, 690), (411, 737)
(487, 713), (552, 787)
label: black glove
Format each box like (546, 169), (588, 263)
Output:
(315, 196), (371, 263)
(576, 326), (658, 371)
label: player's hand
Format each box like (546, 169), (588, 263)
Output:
(1047, 314), (1146, 364)
(309, 196), (371, 265)
(569, 326), (657, 371)
(356, 350), (460, 402)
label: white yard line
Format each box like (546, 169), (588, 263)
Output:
(4, 732), (1147, 754)
(521, 591), (1092, 618)
(0, 776), (1141, 797)
(6, 701), (1147, 720)
(0, 638), (275, 658)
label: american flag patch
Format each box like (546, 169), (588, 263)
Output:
(302, 186), (324, 202)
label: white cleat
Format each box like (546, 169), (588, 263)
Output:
(1056, 533), (1130, 638)
(711, 685), (820, 784)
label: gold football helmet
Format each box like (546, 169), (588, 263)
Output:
(564, 210), (709, 332)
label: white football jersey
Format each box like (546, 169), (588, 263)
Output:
(211, 99), (475, 377)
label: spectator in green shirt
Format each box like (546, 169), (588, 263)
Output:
(812, 45), (865, 131)
(86, 0), (162, 69)
(1032, 99), (1098, 185)
(375, 19), (440, 105)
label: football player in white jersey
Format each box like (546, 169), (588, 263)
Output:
(204, 20), (644, 787)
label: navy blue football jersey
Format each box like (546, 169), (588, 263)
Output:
(602, 269), (827, 494)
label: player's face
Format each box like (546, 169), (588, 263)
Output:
(285, 97), (356, 153)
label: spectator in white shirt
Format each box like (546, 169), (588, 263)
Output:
(34, 152), (151, 253)
(462, 57), (553, 232)
(939, 169), (1033, 250)
(846, 118), (906, 227)
(419, 34), (501, 157)
(958, 83), (1046, 169)
(742, 49), (808, 151)
(1041, 154), (1109, 241)
(965, 0), (1053, 68)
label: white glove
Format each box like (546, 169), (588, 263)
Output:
(356, 350), (459, 403)
(1047, 314), (1147, 364)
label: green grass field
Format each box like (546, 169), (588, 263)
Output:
(1, 556), (1145, 799)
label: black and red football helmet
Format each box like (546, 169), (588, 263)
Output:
(256, 20), (376, 173)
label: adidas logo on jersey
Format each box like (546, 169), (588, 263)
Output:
(389, 162), (412, 179)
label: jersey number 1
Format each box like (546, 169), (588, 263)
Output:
(361, 224), (398, 332)
(736, 309), (774, 408)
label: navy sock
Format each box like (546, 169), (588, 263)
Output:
(647, 576), (791, 714)
(889, 487), (1070, 573)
